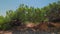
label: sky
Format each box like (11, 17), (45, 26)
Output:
(0, 0), (59, 16)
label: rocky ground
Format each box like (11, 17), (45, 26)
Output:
(0, 22), (60, 34)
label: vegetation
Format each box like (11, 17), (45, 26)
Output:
(0, 1), (60, 30)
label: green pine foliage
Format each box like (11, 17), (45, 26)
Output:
(0, 1), (60, 30)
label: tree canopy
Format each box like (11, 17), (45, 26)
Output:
(0, 1), (60, 30)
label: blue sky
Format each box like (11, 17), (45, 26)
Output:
(0, 0), (59, 16)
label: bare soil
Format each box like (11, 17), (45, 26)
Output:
(0, 22), (60, 34)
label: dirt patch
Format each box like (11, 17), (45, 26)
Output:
(0, 31), (12, 34)
(0, 22), (60, 34)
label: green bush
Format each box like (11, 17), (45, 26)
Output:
(0, 23), (12, 30)
(0, 1), (60, 30)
